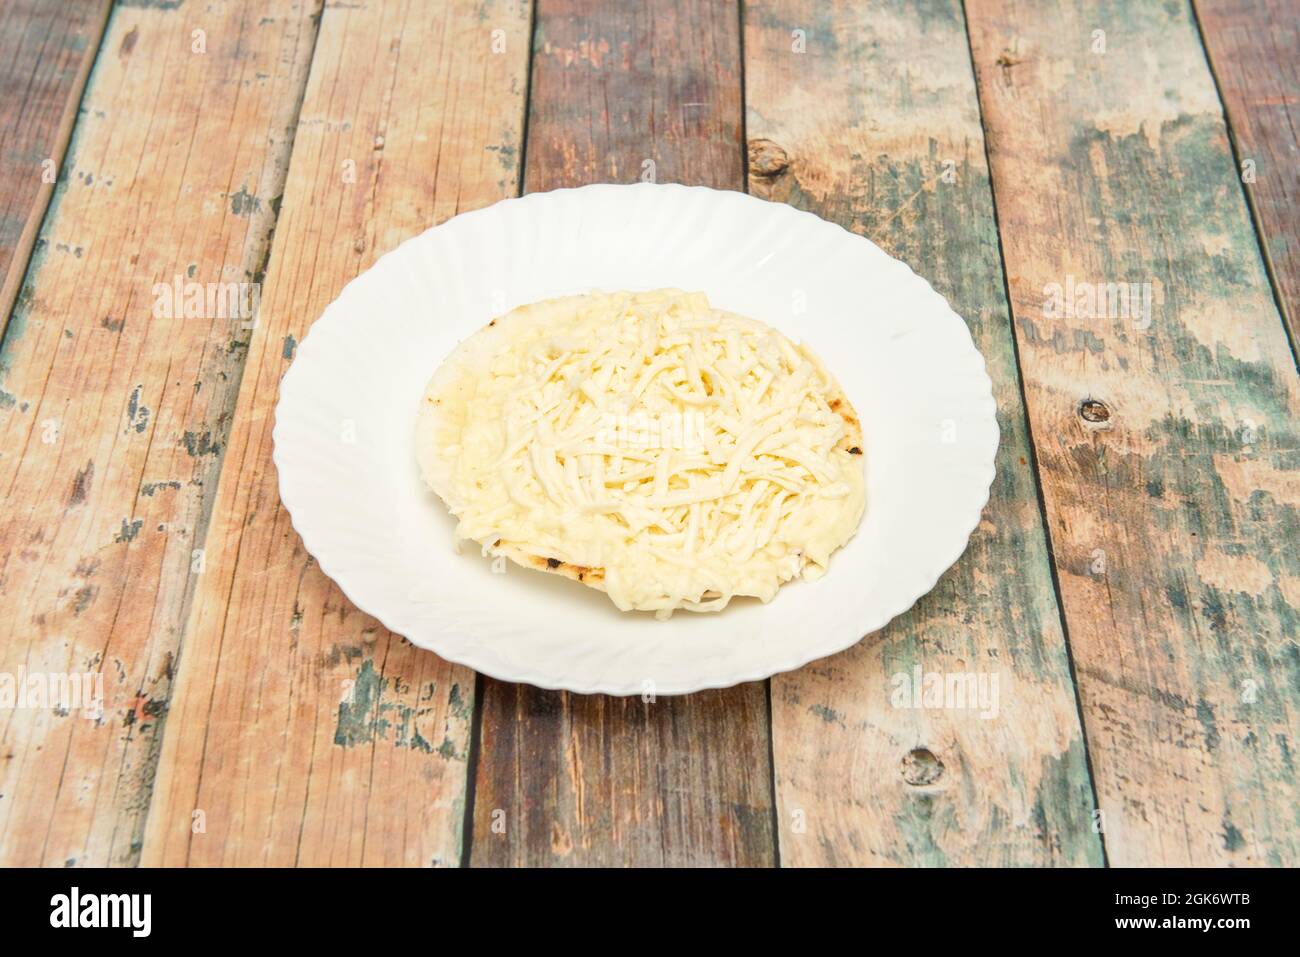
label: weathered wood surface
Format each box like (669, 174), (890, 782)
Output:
(967, 0), (1300, 865)
(141, 0), (531, 867)
(0, 0), (320, 868)
(0, 0), (111, 335)
(469, 0), (777, 867)
(3, 0), (1298, 869)
(1195, 0), (1300, 348)
(744, 0), (1102, 867)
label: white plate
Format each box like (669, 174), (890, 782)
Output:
(273, 184), (998, 695)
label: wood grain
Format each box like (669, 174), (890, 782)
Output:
(469, 0), (776, 867)
(967, 0), (1300, 865)
(0, 0), (112, 336)
(744, 0), (1103, 866)
(1195, 0), (1300, 348)
(0, 0), (320, 868)
(141, 0), (531, 867)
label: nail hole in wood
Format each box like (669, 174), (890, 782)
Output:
(901, 747), (944, 786)
(1079, 398), (1110, 424)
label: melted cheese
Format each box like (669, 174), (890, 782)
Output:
(419, 290), (865, 618)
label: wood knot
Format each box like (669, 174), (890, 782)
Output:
(900, 747), (944, 786)
(1078, 398), (1111, 424)
(748, 138), (789, 177)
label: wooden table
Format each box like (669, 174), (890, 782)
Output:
(0, 0), (1296, 868)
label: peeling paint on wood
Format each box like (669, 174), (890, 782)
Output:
(1194, 0), (1300, 351)
(745, 0), (1103, 867)
(967, 0), (1300, 865)
(141, 0), (531, 868)
(0, 0), (112, 336)
(3, 0), (1294, 870)
(0, 0), (321, 868)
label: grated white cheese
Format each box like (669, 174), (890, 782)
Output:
(417, 290), (866, 618)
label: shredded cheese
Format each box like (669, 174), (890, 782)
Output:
(417, 290), (865, 618)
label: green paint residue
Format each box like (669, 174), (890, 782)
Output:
(334, 659), (458, 756)
(229, 186), (261, 217)
(1036, 738), (1107, 867)
(181, 430), (220, 457)
(1223, 816), (1246, 852)
(809, 703), (843, 725)
(1197, 699), (1221, 753)
(448, 682), (471, 720)
(334, 660), (383, 747)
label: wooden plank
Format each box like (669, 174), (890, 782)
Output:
(966, 0), (1300, 865)
(1195, 0), (1300, 348)
(141, 0), (531, 867)
(0, 0), (321, 868)
(744, 0), (1103, 866)
(469, 0), (776, 867)
(0, 0), (112, 335)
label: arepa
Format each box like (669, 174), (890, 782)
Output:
(416, 290), (865, 618)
